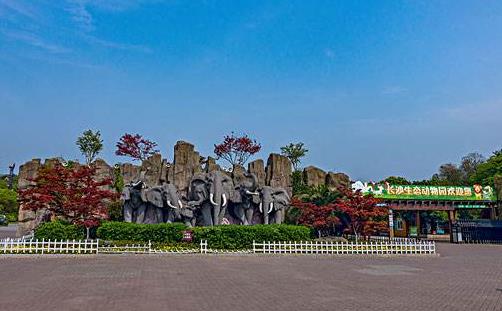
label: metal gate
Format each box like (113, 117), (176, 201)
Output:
(453, 220), (502, 244)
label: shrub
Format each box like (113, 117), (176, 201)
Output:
(96, 222), (313, 249)
(107, 201), (123, 222)
(96, 221), (186, 243)
(34, 221), (85, 240)
(191, 224), (314, 250)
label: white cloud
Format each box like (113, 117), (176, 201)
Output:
(2, 29), (70, 53)
(66, 0), (95, 32)
(83, 35), (152, 53)
(0, 0), (37, 19)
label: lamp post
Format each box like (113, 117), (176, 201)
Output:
(8, 163), (15, 190)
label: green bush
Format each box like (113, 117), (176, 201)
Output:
(96, 221), (186, 243)
(34, 221), (85, 240)
(107, 201), (123, 222)
(191, 224), (314, 250)
(95, 222), (313, 249)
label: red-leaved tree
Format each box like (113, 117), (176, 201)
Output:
(292, 198), (340, 237)
(115, 133), (159, 161)
(335, 187), (388, 240)
(214, 132), (261, 168)
(19, 163), (117, 237)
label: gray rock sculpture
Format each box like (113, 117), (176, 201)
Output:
(258, 186), (290, 224)
(187, 171), (234, 226)
(232, 172), (260, 225)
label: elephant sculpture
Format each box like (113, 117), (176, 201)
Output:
(188, 171), (234, 226)
(160, 183), (184, 223)
(232, 172), (259, 225)
(122, 181), (148, 223)
(258, 186), (290, 224)
(122, 181), (185, 224)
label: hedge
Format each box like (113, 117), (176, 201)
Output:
(96, 221), (186, 243)
(34, 221), (85, 240)
(191, 225), (314, 250)
(36, 221), (314, 250)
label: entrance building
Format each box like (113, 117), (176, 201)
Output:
(352, 181), (498, 242)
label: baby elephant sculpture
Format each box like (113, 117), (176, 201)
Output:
(258, 186), (290, 224)
(232, 172), (260, 225)
(122, 181), (185, 224)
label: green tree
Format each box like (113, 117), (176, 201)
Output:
(280, 142), (309, 171)
(0, 188), (18, 215)
(380, 176), (411, 185)
(470, 151), (502, 186)
(76, 129), (104, 165)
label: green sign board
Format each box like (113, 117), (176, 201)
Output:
(352, 181), (496, 202)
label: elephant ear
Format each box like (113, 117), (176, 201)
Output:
(221, 175), (235, 195)
(145, 188), (164, 208)
(232, 187), (243, 203)
(273, 188), (290, 206)
(252, 194), (261, 205)
(121, 187), (131, 201)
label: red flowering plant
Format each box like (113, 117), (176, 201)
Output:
(214, 132), (261, 169)
(292, 198), (340, 237)
(18, 162), (117, 237)
(335, 187), (388, 241)
(115, 133), (159, 161)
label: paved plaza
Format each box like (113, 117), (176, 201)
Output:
(0, 243), (501, 311)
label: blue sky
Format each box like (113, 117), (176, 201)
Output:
(1, 0), (501, 181)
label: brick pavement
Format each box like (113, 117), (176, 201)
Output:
(0, 243), (501, 311)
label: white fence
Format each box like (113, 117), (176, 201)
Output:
(251, 240), (436, 255)
(1, 239), (435, 255)
(1, 238), (99, 254)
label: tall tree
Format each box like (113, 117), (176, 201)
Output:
(437, 163), (464, 185)
(214, 132), (261, 168)
(76, 130), (104, 165)
(335, 188), (387, 241)
(19, 163), (117, 237)
(471, 151), (502, 186)
(460, 152), (485, 182)
(280, 142), (309, 171)
(115, 133), (159, 161)
(380, 176), (411, 185)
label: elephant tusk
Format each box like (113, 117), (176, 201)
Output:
(167, 200), (177, 209)
(259, 202), (263, 213)
(178, 200), (183, 209)
(209, 193), (218, 206)
(245, 190), (259, 195)
(222, 193), (228, 207)
(268, 202), (274, 214)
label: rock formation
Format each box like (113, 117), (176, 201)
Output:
(248, 159), (266, 187)
(265, 154), (292, 194)
(303, 166), (327, 187)
(172, 141), (202, 195)
(325, 172), (350, 191)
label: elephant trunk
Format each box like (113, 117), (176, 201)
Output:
(263, 200), (270, 224)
